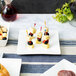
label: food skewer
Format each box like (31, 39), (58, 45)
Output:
(44, 21), (49, 35)
(26, 30), (34, 48)
(2, 27), (7, 40)
(36, 26), (42, 44)
(42, 35), (50, 48)
(0, 26), (7, 40)
(29, 23), (36, 37)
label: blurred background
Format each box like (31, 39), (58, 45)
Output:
(0, 0), (69, 13)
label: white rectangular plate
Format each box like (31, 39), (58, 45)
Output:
(17, 30), (61, 55)
(0, 58), (22, 76)
(40, 59), (76, 76)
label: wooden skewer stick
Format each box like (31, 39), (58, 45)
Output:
(44, 21), (46, 27)
(26, 30), (29, 36)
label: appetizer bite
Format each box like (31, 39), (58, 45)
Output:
(26, 30), (34, 48)
(29, 23), (36, 37)
(44, 21), (49, 35)
(0, 28), (3, 40)
(58, 70), (76, 76)
(0, 26), (7, 40)
(42, 35), (50, 48)
(36, 27), (42, 44)
(0, 64), (10, 76)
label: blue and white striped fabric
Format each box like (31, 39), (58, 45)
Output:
(2, 40), (76, 76)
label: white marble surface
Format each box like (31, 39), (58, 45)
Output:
(0, 14), (76, 40)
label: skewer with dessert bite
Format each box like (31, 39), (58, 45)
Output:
(26, 30), (34, 48)
(0, 26), (7, 40)
(36, 27), (42, 44)
(0, 64), (10, 76)
(2, 26), (7, 40)
(44, 21), (49, 35)
(42, 35), (50, 48)
(29, 23), (36, 37)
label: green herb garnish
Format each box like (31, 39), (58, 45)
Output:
(53, 2), (74, 23)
